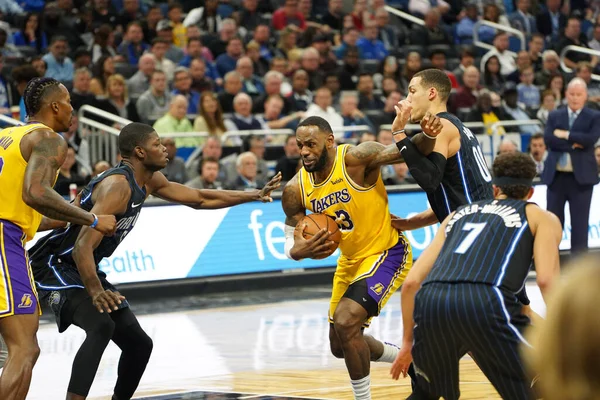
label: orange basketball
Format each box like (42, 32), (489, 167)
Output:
(297, 213), (341, 259)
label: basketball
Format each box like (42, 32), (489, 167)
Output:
(297, 213), (342, 259)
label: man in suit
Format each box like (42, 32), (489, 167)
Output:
(510, 0), (537, 37)
(536, 0), (567, 43)
(542, 77), (600, 254)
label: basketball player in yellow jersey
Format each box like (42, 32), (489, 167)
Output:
(0, 77), (116, 400)
(282, 115), (443, 400)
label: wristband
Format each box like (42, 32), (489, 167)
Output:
(90, 213), (99, 229)
(422, 132), (437, 139)
(392, 129), (405, 136)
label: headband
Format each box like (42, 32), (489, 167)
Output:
(493, 176), (533, 186)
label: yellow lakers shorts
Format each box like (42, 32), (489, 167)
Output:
(328, 235), (412, 328)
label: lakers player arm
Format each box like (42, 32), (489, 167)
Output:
(72, 176), (130, 314)
(37, 217), (68, 232)
(394, 119), (460, 193)
(528, 205), (562, 302)
(281, 175), (333, 260)
(147, 171), (282, 209)
(391, 209), (438, 231)
(22, 129), (116, 234)
(391, 214), (452, 380)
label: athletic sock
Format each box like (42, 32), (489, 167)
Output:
(375, 341), (400, 363)
(351, 375), (371, 400)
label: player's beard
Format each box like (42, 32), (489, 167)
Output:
(305, 145), (329, 172)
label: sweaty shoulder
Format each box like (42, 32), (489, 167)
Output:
(19, 127), (64, 162)
(91, 174), (132, 214)
(525, 203), (561, 236)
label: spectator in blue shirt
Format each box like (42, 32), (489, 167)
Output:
(117, 21), (149, 65)
(356, 21), (388, 61)
(179, 37), (220, 82)
(12, 13), (48, 54)
(517, 66), (541, 109)
(172, 67), (201, 114)
(42, 36), (74, 83)
(456, 4), (479, 44)
(334, 27), (362, 59)
(215, 36), (244, 77)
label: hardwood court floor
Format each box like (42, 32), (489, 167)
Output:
(30, 284), (544, 400)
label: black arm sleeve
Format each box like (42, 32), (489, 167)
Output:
(396, 137), (447, 193)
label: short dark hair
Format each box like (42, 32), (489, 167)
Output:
(429, 49), (446, 59)
(297, 116), (333, 134)
(151, 37), (169, 47)
(12, 65), (40, 85)
(168, 2), (183, 11)
(530, 32), (544, 42)
(23, 77), (62, 117)
(50, 35), (68, 46)
(118, 122), (157, 157)
(530, 132), (544, 141)
(492, 152), (537, 199)
(187, 37), (202, 47)
(460, 48), (475, 59)
(413, 68), (452, 101)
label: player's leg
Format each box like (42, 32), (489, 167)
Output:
(109, 307), (153, 400)
(0, 221), (42, 400)
(463, 286), (534, 400)
(66, 291), (116, 400)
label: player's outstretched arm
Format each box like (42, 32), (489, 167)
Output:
(148, 171), (282, 209)
(529, 205), (562, 301)
(282, 175), (332, 260)
(22, 129), (116, 235)
(391, 214), (451, 380)
(391, 208), (439, 231)
(37, 217), (68, 232)
(72, 176), (130, 314)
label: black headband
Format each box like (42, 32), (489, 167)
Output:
(493, 176), (534, 186)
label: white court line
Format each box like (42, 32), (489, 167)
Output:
(132, 388), (333, 400)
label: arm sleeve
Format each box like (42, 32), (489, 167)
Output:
(396, 137), (446, 193)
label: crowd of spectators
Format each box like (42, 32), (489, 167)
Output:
(1, 0), (600, 194)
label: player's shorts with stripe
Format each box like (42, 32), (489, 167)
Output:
(329, 234), (412, 328)
(0, 220), (40, 318)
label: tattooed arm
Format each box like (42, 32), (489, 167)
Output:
(21, 129), (116, 234)
(37, 217), (68, 232)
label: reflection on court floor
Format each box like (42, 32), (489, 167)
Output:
(30, 284), (545, 400)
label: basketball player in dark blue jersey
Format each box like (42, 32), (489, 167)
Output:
(29, 122), (281, 400)
(389, 68), (493, 229)
(390, 152), (562, 400)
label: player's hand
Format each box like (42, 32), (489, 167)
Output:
(392, 100), (412, 135)
(291, 223), (334, 260)
(390, 214), (411, 232)
(93, 215), (117, 236)
(420, 112), (443, 138)
(390, 343), (413, 380)
(92, 290), (125, 313)
(257, 172), (282, 202)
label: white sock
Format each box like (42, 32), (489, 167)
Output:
(351, 375), (371, 400)
(375, 341), (400, 363)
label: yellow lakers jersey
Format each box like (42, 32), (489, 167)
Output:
(298, 144), (398, 260)
(0, 123), (52, 240)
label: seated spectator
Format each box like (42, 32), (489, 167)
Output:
(185, 157), (223, 189)
(456, 4), (479, 45)
(253, 71), (293, 114)
(218, 71), (243, 113)
(235, 0), (262, 34)
(358, 74), (385, 111)
(263, 95), (304, 131)
(71, 68), (97, 112)
(311, 34), (338, 74)
(303, 87), (343, 130)
(61, 115), (91, 174)
(0, 25), (22, 58)
(96, 74), (140, 122)
(42, 36), (74, 83)
(141, 5), (162, 43)
(502, 86), (539, 135)
(149, 38), (176, 82)
(272, 0), (307, 31)
(575, 62), (600, 103)
(90, 55), (116, 96)
(555, 17), (598, 70)
(12, 12), (47, 53)
(410, 9), (451, 47)
(477, 4), (510, 44)
(401, 52), (421, 89)
(275, 27), (299, 59)
(480, 32), (517, 77)
(275, 134), (301, 182)
(324, 73), (342, 110)
(537, 89), (556, 124)
(528, 132), (547, 176)
(118, 21), (149, 65)
(356, 21), (388, 61)
(375, 8), (401, 51)
(203, 18), (237, 58)
(371, 91), (402, 131)
(160, 137), (188, 183)
(155, 20), (184, 64)
(183, 0), (222, 35)
(429, 50), (459, 89)
(300, 47), (325, 90)
(509, 0), (536, 36)
(73, 47), (92, 70)
(506, 50), (534, 85)
(528, 33), (544, 72)
(216, 36), (245, 78)
(10, 64), (39, 121)
(54, 146), (87, 199)
(136, 70), (172, 125)
(244, 134), (270, 183)
(31, 56), (47, 77)
(517, 67), (540, 109)
(338, 47), (362, 91)
(334, 27), (361, 59)
(287, 69), (314, 111)
(118, 0), (144, 32)
(386, 163), (416, 185)
(251, 24), (274, 62)
(497, 139), (519, 154)
(451, 66), (481, 113)
(246, 40), (269, 78)
(90, 24), (118, 64)
(190, 58), (216, 93)
(179, 37), (214, 69)
(340, 93), (375, 138)
(534, 50), (561, 88)
(153, 95), (196, 147)
(224, 93), (269, 135)
(546, 73), (565, 107)
(322, 0), (345, 31)
(228, 151), (266, 190)
(186, 135), (230, 182)
(167, 2), (187, 49)
(482, 55), (506, 94)
(172, 67), (200, 114)
(127, 53), (156, 98)
(194, 91), (227, 138)
(349, 0), (369, 30)
(466, 91), (512, 134)
(236, 56), (264, 98)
